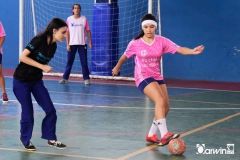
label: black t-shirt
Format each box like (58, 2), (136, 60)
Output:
(14, 35), (57, 83)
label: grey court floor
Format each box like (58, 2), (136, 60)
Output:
(0, 77), (239, 160)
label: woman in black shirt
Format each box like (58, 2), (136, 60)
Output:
(13, 18), (67, 151)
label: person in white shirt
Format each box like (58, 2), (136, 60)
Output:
(59, 3), (92, 85)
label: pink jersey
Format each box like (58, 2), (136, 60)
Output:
(124, 35), (180, 87)
(66, 15), (90, 45)
(0, 22), (6, 54)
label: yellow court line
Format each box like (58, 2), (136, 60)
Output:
(0, 147), (115, 160)
(117, 112), (240, 160)
(180, 112), (240, 137)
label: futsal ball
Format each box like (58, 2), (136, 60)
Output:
(168, 138), (186, 155)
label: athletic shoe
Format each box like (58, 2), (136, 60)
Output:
(84, 79), (90, 85)
(159, 132), (180, 146)
(2, 93), (8, 102)
(19, 138), (36, 151)
(48, 140), (67, 149)
(59, 79), (68, 84)
(146, 134), (161, 144)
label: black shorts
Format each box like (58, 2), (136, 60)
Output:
(138, 77), (165, 93)
(0, 53), (2, 64)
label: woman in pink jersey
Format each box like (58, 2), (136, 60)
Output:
(112, 14), (204, 146)
(59, 3), (92, 85)
(0, 21), (8, 102)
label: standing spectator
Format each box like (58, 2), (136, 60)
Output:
(0, 21), (8, 102)
(59, 3), (92, 85)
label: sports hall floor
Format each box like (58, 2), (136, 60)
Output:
(0, 69), (239, 160)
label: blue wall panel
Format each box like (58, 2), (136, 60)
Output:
(0, 1), (19, 69)
(161, 0), (240, 82)
(0, 0), (240, 82)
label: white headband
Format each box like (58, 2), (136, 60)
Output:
(141, 20), (157, 28)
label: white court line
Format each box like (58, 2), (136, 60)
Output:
(37, 103), (240, 110)
(174, 85), (238, 92)
(168, 86), (240, 93)
(7, 99), (240, 110)
(48, 91), (144, 99)
(42, 78), (240, 92)
(170, 99), (240, 106)
(5, 76), (240, 92)
(48, 90), (210, 99)
(171, 108), (240, 110)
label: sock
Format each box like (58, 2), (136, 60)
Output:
(156, 118), (168, 138)
(148, 120), (159, 137)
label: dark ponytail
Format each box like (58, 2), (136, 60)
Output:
(134, 31), (145, 40)
(37, 18), (67, 57)
(38, 18), (67, 44)
(134, 13), (157, 40)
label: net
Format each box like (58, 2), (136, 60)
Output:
(21, 0), (160, 81)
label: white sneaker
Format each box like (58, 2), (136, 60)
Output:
(84, 79), (90, 85)
(59, 79), (68, 84)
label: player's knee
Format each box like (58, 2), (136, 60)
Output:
(82, 64), (88, 68)
(21, 117), (34, 124)
(156, 96), (165, 104)
(165, 103), (170, 110)
(45, 106), (56, 115)
(155, 99), (165, 108)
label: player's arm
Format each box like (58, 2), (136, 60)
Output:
(0, 36), (5, 48)
(19, 49), (52, 73)
(86, 30), (92, 49)
(112, 54), (127, 76)
(66, 30), (70, 51)
(177, 45), (204, 55)
(85, 19), (92, 49)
